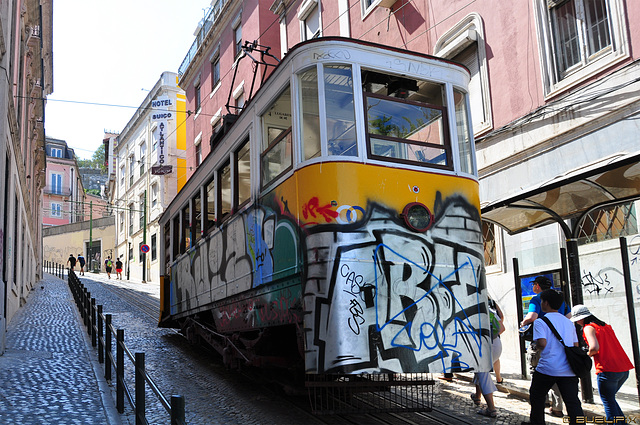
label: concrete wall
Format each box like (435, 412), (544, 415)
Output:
(43, 216), (116, 268)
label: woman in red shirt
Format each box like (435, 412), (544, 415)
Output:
(570, 305), (634, 422)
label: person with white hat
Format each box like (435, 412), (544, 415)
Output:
(570, 304), (634, 422)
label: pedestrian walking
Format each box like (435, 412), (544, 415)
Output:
(77, 253), (85, 275)
(489, 297), (506, 383)
(520, 275), (570, 417)
(66, 254), (77, 271)
(104, 256), (113, 279)
(522, 289), (583, 425)
(115, 257), (123, 280)
(570, 304), (634, 422)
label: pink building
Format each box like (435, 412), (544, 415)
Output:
(178, 0), (281, 179)
(43, 138), (86, 227)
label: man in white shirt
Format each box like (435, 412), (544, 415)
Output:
(522, 289), (583, 425)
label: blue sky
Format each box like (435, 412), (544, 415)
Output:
(45, 0), (211, 159)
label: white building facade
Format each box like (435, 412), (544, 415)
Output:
(110, 72), (187, 283)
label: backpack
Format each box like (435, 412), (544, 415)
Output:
(106, 259), (113, 267)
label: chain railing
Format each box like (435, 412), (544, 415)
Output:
(67, 269), (186, 425)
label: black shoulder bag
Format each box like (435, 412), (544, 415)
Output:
(541, 316), (592, 378)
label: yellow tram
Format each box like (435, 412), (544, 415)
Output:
(159, 37), (492, 377)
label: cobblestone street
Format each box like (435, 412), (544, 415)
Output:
(2, 272), (639, 424)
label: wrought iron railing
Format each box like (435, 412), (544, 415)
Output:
(178, 0), (228, 77)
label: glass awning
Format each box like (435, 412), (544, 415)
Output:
(481, 152), (640, 237)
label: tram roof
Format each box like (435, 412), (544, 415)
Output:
(481, 150), (640, 238)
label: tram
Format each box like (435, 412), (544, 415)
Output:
(159, 37), (492, 378)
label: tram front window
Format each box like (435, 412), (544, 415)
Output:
(300, 68), (321, 160)
(325, 65), (357, 157)
(362, 70), (452, 170)
(454, 89), (474, 174)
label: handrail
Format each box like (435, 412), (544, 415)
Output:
(67, 269), (186, 425)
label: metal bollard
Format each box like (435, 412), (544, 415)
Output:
(171, 395), (185, 425)
(91, 298), (97, 347)
(135, 352), (146, 425)
(116, 329), (125, 413)
(97, 305), (103, 358)
(105, 315), (112, 381)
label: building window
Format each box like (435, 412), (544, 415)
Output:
(51, 202), (62, 217)
(139, 194), (145, 230)
(195, 143), (202, 166)
(235, 92), (245, 111)
(129, 204), (134, 235)
(129, 156), (135, 186)
(534, 0), (628, 95)
(119, 212), (124, 231)
(211, 52), (221, 88)
(151, 233), (157, 261)
(120, 166), (125, 188)
(129, 245), (134, 261)
(233, 18), (243, 56)
(434, 13), (492, 136)
(51, 173), (63, 194)
(139, 142), (146, 176)
(482, 221), (497, 267)
(195, 83), (201, 112)
(51, 148), (62, 158)
(577, 202), (638, 245)
(151, 183), (158, 208)
(299, 0), (320, 41)
(139, 242), (144, 262)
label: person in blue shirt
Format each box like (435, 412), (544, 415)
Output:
(520, 276), (572, 417)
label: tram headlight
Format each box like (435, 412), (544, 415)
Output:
(401, 202), (433, 232)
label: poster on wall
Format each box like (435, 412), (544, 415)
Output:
(520, 271), (562, 313)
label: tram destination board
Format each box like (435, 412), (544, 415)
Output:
(152, 165), (172, 175)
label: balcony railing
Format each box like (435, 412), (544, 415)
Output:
(44, 186), (72, 196)
(178, 0), (228, 77)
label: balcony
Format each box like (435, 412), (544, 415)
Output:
(43, 185), (72, 196)
(178, 0), (228, 77)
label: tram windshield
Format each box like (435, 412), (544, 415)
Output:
(362, 70), (452, 170)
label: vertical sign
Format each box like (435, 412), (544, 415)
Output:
(151, 96), (174, 174)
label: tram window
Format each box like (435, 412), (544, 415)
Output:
(362, 69), (451, 169)
(454, 89), (474, 174)
(205, 177), (216, 232)
(182, 205), (190, 253)
(173, 216), (180, 258)
(164, 221), (171, 269)
(218, 161), (232, 222)
(236, 140), (251, 207)
(300, 68), (321, 160)
(324, 65), (357, 157)
(193, 192), (202, 244)
(261, 86), (292, 187)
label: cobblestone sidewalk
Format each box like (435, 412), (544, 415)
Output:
(0, 273), (121, 425)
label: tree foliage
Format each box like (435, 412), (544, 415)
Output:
(76, 144), (106, 172)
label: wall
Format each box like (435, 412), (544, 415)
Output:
(43, 216), (116, 269)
